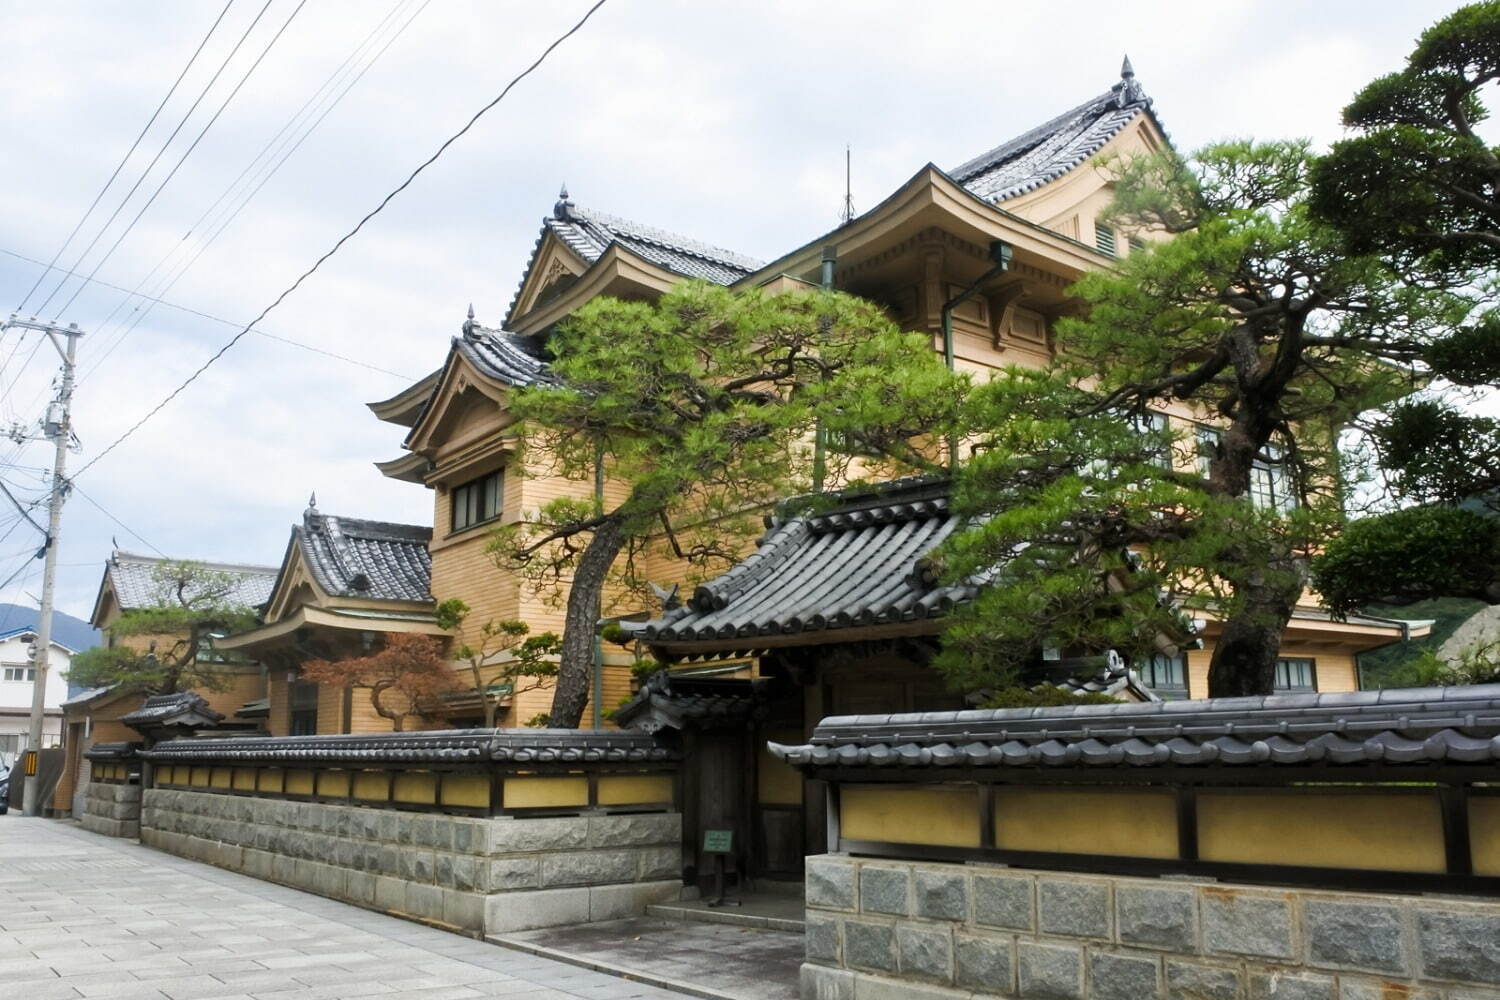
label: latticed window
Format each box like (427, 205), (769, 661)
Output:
(290, 680), (319, 736)
(451, 469), (503, 532)
(1274, 657), (1317, 691)
(2, 664), (35, 682)
(1194, 426), (1297, 512)
(1128, 410), (1173, 469)
(1095, 222), (1117, 257)
(1128, 234), (1146, 254)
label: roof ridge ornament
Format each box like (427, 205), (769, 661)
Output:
(1114, 54), (1148, 108)
(462, 303), (478, 340)
(554, 183), (577, 222)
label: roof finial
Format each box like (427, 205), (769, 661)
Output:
(1114, 55), (1147, 108)
(462, 303), (477, 339)
(554, 183), (576, 222)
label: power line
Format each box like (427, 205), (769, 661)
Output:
(31, 0), (277, 317)
(0, 246), (416, 380)
(81, 0), (431, 381)
(52, 0), (309, 318)
(14, 0), (237, 314)
(68, 480), (165, 557)
(71, 0), (611, 481)
(0, 481), (46, 539)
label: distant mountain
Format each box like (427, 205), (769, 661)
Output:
(0, 603), (100, 654)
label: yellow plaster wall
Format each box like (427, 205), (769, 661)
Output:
(994, 787), (1178, 859)
(1470, 796), (1500, 876)
(1197, 789), (1446, 873)
(840, 785), (981, 848)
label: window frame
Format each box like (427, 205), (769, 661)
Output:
(450, 469), (504, 534)
(1095, 222), (1118, 257)
(2, 664), (35, 683)
(1140, 652), (1189, 700)
(1273, 657), (1317, 692)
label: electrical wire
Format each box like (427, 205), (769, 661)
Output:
(68, 480), (165, 557)
(31, 0), (277, 317)
(71, 0), (610, 482)
(0, 246), (416, 380)
(14, 0), (237, 314)
(52, 0), (309, 318)
(0, 481), (46, 538)
(80, 0), (431, 382)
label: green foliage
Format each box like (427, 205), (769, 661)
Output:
(1309, 2), (1500, 279)
(1366, 398), (1500, 506)
(436, 597), (561, 727)
(1312, 506), (1500, 615)
(67, 560), (259, 695)
(1357, 596), (1489, 688)
(489, 280), (963, 726)
(938, 139), (1468, 697)
(599, 622), (633, 647)
(979, 686), (1121, 709)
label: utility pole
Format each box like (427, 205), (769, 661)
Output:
(4, 315), (82, 817)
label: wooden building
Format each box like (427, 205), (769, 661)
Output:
(53, 550), (277, 817)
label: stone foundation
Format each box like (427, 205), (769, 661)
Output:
(801, 854), (1500, 1000)
(80, 781), (141, 838)
(142, 788), (681, 935)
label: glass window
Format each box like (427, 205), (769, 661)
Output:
(1140, 652), (1188, 700)
(1128, 411), (1173, 469)
(1095, 222), (1117, 257)
(1128, 235), (1146, 254)
(1194, 426), (1297, 512)
(2, 665), (35, 682)
(451, 470), (503, 532)
(1274, 657), (1317, 691)
(290, 680), (319, 736)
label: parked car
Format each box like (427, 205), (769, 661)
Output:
(0, 767), (9, 814)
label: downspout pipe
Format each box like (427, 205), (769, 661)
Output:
(812, 245), (837, 491)
(592, 449), (605, 729)
(941, 239), (1013, 467)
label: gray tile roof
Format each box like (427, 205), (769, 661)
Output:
(82, 741), (138, 762)
(951, 59), (1160, 204)
(118, 691), (224, 729)
(769, 684), (1500, 772)
(507, 189), (764, 323)
(1053, 650), (1158, 702)
(614, 671), (766, 734)
(297, 501), (432, 604)
(455, 319), (552, 387)
(140, 728), (680, 765)
(628, 477), (974, 651)
(106, 551), (278, 612)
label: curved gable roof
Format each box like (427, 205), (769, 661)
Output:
(952, 60), (1166, 204)
(507, 188), (763, 325)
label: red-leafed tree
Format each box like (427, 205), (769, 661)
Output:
(301, 634), (457, 732)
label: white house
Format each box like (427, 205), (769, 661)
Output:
(0, 625), (73, 763)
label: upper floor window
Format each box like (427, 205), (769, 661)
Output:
(451, 470), (503, 532)
(1095, 223), (1117, 257)
(2, 664), (35, 682)
(1127, 411), (1172, 469)
(1274, 657), (1316, 691)
(1128, 234), (1146, 254)
(1140, 652), (1188, 700)
(1194, 427), (1297, 512)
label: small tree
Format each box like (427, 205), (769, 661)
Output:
(434, 598), (562, 727)
(493, 281), (961, 727)
(1312, 505), (1500, 613)
(301, 634), (457, 732)
(68, 560), (258, 694)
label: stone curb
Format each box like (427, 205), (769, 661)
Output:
(487, 932), (744, 1000)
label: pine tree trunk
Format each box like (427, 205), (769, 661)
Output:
(549, 517), (627, 728)
(1205, 567), (1300, 697)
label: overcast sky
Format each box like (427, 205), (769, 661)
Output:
(0, 0), (1471, 625)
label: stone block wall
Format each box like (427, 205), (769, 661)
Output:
(141, 788), (681, 935)
(80, 781), (140, 838)
(801, 854), (1500, 1000)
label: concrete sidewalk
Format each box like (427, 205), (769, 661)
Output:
(0, 815), (691, 1000)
